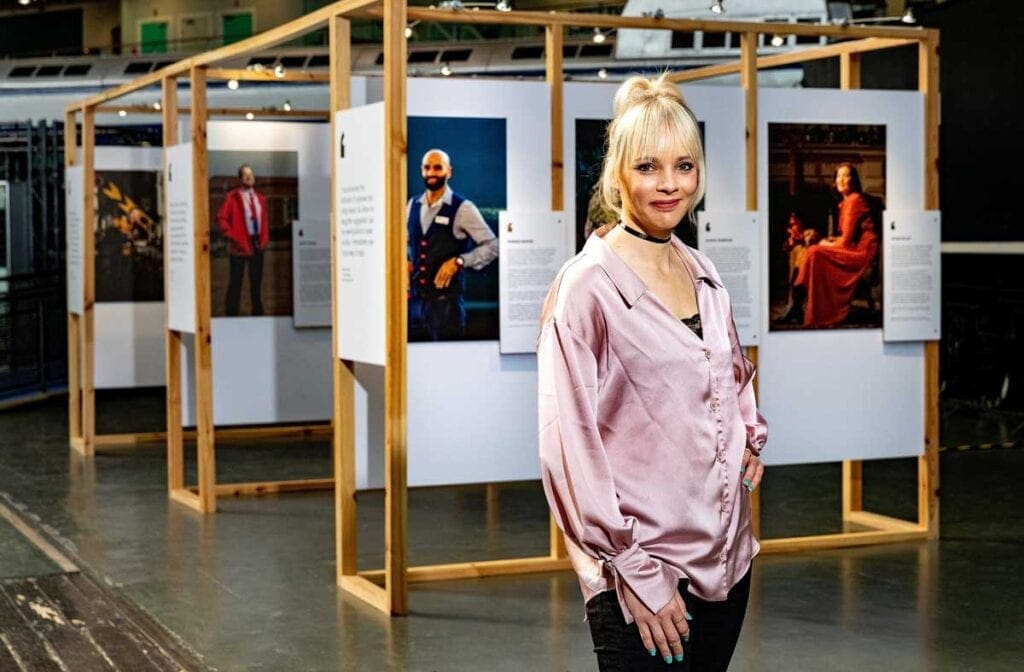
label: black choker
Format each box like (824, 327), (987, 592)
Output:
(619, 223), (671, 244)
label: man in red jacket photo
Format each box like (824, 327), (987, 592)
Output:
(216, 164), (269, 316)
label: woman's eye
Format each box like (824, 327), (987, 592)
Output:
(677, 162), (694, 172)
(636, 163), (655, 172)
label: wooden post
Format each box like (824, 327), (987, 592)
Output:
(65, 109), (82, 449)
(190, 65), (217, 513)
(545, 21), (568, 561)
(163, 76), (185, 493)
(840, 52), (864, 520)
(80, 106), (96, 457)
(919, 32), (940, 539)
(329, 13), (359, 583)
(383, 0), (409, 616)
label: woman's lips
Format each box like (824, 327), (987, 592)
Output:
(650, 199), (681, 212)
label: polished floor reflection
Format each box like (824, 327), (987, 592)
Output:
(0, 390), (1021, 671)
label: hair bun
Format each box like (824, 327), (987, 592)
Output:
(612, 73), (685, 118)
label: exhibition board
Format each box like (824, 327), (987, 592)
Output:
(755, 87), (927, 466)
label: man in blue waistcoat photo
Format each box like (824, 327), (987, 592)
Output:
(407, 148), (499, 341)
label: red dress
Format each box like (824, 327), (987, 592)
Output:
(794, 193), (878, 328)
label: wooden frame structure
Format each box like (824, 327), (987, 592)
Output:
(66, 0), (939, 612)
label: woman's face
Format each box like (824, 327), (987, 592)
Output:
(835, 166), (853, 196)
(621, 142), (699, 235)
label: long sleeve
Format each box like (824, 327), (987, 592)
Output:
(216, 193), (233, 236)
(538, 318), (680, 624)
(726, 313), (767, 457)
(453, 201), (498, 270)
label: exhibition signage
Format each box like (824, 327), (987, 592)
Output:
(697, 211), (762, 345)
(498, 210), (570, 354)
(165, 143), (196, 333)
(335, 103), (386, 366)
(883, 210), (942, 342)
(292, 218), (332, 328)
(65, 165), (84, 315)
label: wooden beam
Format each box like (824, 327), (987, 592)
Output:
(97, 105), (329, 119)
(920, 31), (940, 539)
(163, 76), (184, 494)
(168, 488), (202, 512)
(759, 527), (928, 554)
(71, 0), (381, 111)
(338, 576), (390, 614)
(186, 478), (334, 497)
(190, 66), (216, 514)
(740, 32), (757, 212)
(669, 37), (915, 84)
(64, 109), (82, 448)
(91, 423), (332, 447)
(359, 556), (573, 584)
(395, 8), (928, 40)
(329, 13), (360, 585)
(383, 0), (409, 617)
(840, 52), (862, 89)
(845, 510), (920, 533)
(206, 68), (331, 83)
(80, 106), (96, 457)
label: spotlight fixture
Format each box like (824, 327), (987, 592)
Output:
(440, 63), (453, 77)
(117, 109), (127, 117)
(152, 101), (162, 111)
(273, 64), (286, 79)
(592, 27), (606, 44)
(252, 63), (265, 72)
(770, 34), (785, 47)
(227, 79), (239, 90)
(495, 0), (512, 11)
(710, 1), (724, 15)
(901, 8), (915, 24)
(245, 112), (255, 120)
(18, 0), (31, 6)
(597, 68), (608, 80)
(283, 100), (292, 112)
(405, 26), (413, 38)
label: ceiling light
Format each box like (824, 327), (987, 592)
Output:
(597, 68), (608, 79)
(901, 8), (915, 24)
(770, 34), (785, 47)
(117, 109), (127, 117)
(495, 0), (512, 11)
(273, 64), (286, 78)
(245, 112), (255, 120)
(405, 26), (413, 38)
(152, 101), (162, 111)
(440, 63), (453, 76)
(18, 0), (31, 6)
(227, 79), (239, 90)
(283, 100), (292, 112)
(710, 1), (725, 14)
(592, 27), (606, 44)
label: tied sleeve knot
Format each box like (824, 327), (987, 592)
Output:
(600, 542), (679, 625)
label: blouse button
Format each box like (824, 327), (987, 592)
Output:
(717, 449), (725, 463)
(710, 400), (721, 412)
(704, 349), (712, 360)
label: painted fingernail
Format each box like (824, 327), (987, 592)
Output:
(664, 655), (674, 664)
(649, 648), (657, 657)
(740, 465), (746, 474)
(684, 633), (690, 642)
(743, 478), (752, 490)
(685, 610), (693, 621)
(675, 653), (685, 662)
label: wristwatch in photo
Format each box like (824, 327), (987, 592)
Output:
(454, 256), (465, 269)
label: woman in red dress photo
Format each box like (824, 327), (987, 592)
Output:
(793, 162), (879, 328)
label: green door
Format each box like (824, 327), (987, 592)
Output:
(222, 13), (253, 45)
(140, 21), (168, 54)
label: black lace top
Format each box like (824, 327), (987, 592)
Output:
(681, 313), (703, 340)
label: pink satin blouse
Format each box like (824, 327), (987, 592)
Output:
(537, 229), (768, 623)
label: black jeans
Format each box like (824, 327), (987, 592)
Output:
(226, 243), (264, 317)
(585, 568), (752, 672)
(408, 294), (465, 341)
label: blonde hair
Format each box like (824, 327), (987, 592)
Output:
(600, 73), (706, 225)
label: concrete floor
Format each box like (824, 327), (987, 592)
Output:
(0, 390), (1022, 671)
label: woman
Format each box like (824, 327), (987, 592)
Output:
(793, 163), (879, 328)
(537, 74), (768, 671)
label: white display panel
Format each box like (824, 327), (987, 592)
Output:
(356, 78), (550, 487)
(498, 210), (570, 354)
(165, 143), (196, 334)
(757, 88), (926, 465)
(65, 165), (84, 315)
(883, 210), (942, 342)
(94, 146), (167, 388)
(178, 121), (333, 426)
(291, 219), (332, 329)
(697, 211), (762, 346)
(334, 103), (386, 365)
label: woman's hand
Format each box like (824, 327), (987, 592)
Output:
(621, 581), (690, 664)
(741, 448), (764, 493)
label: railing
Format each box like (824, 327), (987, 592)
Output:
(0, 270), (66, 402)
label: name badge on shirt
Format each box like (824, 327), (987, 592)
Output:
(434, 215), (451, 225)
